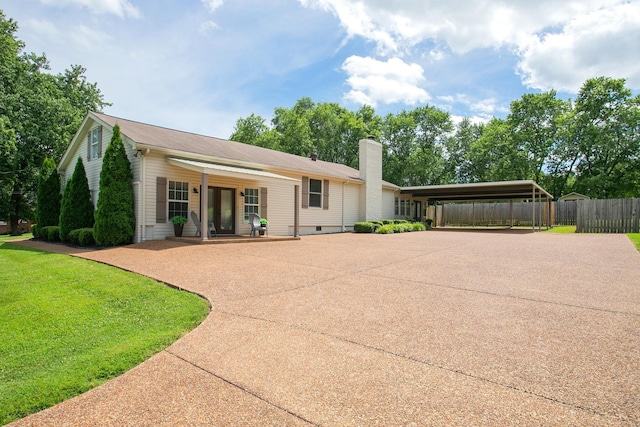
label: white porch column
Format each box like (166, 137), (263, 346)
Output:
(201, 173), (208, 240)
(294, 185), (300, 237)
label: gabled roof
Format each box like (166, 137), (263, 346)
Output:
(557, 192), (590, 201)
(88, 112), (398, 186)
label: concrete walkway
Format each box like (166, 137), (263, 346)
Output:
(11, 231), (640, 426)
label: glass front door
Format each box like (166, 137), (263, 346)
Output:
(207, 187), (235, 234)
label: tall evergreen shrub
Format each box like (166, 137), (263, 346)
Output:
(35, 157), (61, 228)
(94, 124), (135, 246)
(59, 158), (94, 242)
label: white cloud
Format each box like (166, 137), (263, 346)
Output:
(199, 20), (220, 35)
(438, 93), (508, 121)
(300, 0), (640, 92)
(201, 0), (224, 13)
(39, 0), (141, 18)
(341, 56), (430, 106)
(517, 2), (640, 92)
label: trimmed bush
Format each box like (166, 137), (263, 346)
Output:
(31, 224), (39, 238)
(425, 218), (433, 229)
(94, 124), (135, 246)
(377, 224), (396, 234)
(67, 228), (95, 247)
(59, 158), (94, 242)
(354, 222), (375, 233)
(39, 226), (60, 242)
(355, 220), (426, 234)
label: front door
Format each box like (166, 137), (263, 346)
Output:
(414, 201), (422, 222)
(207, 187), (235, 234)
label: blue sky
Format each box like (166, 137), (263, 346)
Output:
(3, 0), (640, 139)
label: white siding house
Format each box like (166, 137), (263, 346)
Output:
(57, 112), (401, 243)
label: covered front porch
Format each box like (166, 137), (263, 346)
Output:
(166, 158), (301, 241)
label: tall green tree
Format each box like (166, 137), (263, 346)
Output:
(572, 77), (640, 198)
(507, 91), (569, 183)
(94, 124), (135, 246)
(0, 11), (108, 235)
(59, 158), (94, 242)
(35, 157), (60, 228)
(445, 118), (484, 183)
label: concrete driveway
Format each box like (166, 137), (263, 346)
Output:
(12, 231), (640, 426)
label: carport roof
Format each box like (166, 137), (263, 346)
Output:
(401, 180), (553, 201)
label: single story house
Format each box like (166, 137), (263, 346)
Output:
(58, 112), (412, 242)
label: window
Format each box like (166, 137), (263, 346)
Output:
(168, 180), (189, 219)
(243, 188), (259, 221)
(309, 178), (322, 208)
(90, 127), (100, 159)
(395, 198), (399, 215)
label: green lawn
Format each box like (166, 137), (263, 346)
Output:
(544, 225), (576, 233)
(628, 233), (640, 251)
(0, 241), (210, 425)
(0, 233), (33, 242)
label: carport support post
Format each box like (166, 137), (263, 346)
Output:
(538, 191), (542, 231)
(201, 173), (208, 241)
(532, 186), (536, 233)
(472, 201), (476, 227)
(509, 200), (513, 228)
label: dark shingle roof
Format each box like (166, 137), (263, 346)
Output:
(93, 112), (381, 183)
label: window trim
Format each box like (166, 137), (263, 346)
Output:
(308, 178), (322, 208)
(243, 187), (259, 222)
(168, 180), (189, 220)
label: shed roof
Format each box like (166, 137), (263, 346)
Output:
(401, 180), (553, 201)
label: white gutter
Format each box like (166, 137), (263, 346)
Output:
(342, 180), (351, 232)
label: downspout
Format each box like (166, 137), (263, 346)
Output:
(342, 180), (350, 232)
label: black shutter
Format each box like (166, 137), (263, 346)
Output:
(302, 177), (309, 209)
(323, 179), (329, 210)
(260, 187), (268, 219)
(156, 177), (167, 223)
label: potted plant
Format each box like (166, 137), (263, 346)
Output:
(170, 215), (188, 237)
(259, 218), (268, 236)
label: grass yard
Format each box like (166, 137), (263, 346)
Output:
(628, 233), (640, 251)
(0, 233), (33, 241)
(0, 241), (210, 425)
(544, 225), (576, 233)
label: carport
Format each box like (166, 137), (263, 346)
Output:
(401, 180), (553, 231)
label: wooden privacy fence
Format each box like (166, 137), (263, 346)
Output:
(576, 198), (640, 233)
(555, 200), (577, 226)
(442, 201), (550, 227)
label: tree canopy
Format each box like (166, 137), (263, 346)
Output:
(0, 10), (108, 234)
(230, 77), (639, 199)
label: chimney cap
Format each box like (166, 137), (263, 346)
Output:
(367, 135), (376, 140)
(310, 153), (318, 161)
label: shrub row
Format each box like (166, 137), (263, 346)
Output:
(377, 222), (426, 234)
(67, 228), (96, 247)
(353, 220), (426, 234)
